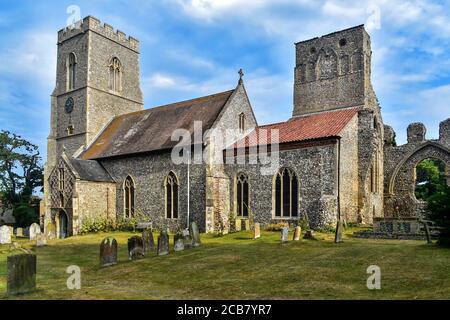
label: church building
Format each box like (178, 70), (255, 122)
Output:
(42, 16), (431, 238)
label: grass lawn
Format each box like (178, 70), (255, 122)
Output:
(1, 227), (450, 300)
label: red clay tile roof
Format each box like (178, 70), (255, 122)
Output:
(81, 89), (234, 160)
(230, 107), (360, 148)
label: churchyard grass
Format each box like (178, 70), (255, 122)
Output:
(1, 227), (450, 299)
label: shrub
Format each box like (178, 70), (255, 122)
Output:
(265, 222), (289, 231)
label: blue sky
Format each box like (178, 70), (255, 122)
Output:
(1, 0), (450, 162)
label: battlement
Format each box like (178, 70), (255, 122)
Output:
(57, 16), (139, 52)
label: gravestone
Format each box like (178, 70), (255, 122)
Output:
(293, 226), (301, 241)
(253, 223), (261, 239)
(24, 227), (30, 238)
(334, 220), (343, 243)
(304, 230), (315, 239)
(157, 230), (169, 255)
(281, 227), (289, 243)
(136, 222), (152, 231)
(0, 225), (12, 244)
(45, 222), (56, 240)
(182, 229), (192, 249)
(15, 228), (24, 237)
(190, 222), (201, 247)
(35, 234), (47, 247)
(128, 236), (144, 260)
(174, 232), (185, 252)
(142, 229), (155, 254)
(7, 254), (36, 296)
(29, 223), (41, 241)
(100, 237), (118, 267)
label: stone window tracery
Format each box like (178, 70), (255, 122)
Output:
(236, 173), (249, 217)
(274, 168), (299, 218)
(124, 176), (135, 218)
(109, 57), (123, 92)
(67, 53), (76, 91)
(165, 172), (178, 219)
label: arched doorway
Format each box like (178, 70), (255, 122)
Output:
(57, 210), (69, 239)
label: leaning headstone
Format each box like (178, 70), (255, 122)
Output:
(293, 226), (301, 241)
(182, 228), (192, 249)
(7, 254), (36, 296)
(15, 228), (24, 237)
(281, 227), (289, 243)
(45, 222), (56, 240)
(29, 223), (41, 241)
(253, 223), (261, 239)
(128, 236), (144, 260)
(100, 237), (118, 267)
(157, 230), (169, 256)
(35, 234), (47, 247)
(173, 232), (185, 252)
(142, 229), (155, 254)
(190, 222), (201, 247)
(0, 225), (12, 244)
(334, 220), (344, 243)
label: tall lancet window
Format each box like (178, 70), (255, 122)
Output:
(67, 53), (76, 91)
(274, 168), (298, 218)
(165, 172), (179, 219)
(109, 57), (123, 92)
(124, 176), (135, 218)
(236, 173), (249, 217)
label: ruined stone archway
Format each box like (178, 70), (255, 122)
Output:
(385, 142), (450, 218)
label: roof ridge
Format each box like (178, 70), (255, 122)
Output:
(113, 89), (235, 120)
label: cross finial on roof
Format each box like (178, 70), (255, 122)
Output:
(238, 68), (244, 84)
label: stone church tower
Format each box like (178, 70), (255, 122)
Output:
(42, 16), (143, 228)
(292, 25), (384, 223)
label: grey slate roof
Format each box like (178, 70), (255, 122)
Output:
(68, 157), (114, 182)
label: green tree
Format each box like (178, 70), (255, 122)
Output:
(0, 130), (43, 226)
(415, 159), (446, 201)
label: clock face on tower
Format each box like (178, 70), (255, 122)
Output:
(65, 97), (74, 114)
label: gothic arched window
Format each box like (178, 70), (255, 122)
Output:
(67, 53), (76, 91)
(236, 173), (249, 217)
(274, 168), (298, 217)
(109, 57), (123, 92)
(165, 172), (179, 219)
(124, 176), (135, 218)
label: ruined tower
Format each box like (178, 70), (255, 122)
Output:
(293, 25), (375, 116)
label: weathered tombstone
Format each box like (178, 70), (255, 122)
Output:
(24, 227), (30, 238)
(45, 222), (56, 240)
(7, 254), (36, 296)
(182, 228), (192, 249)
(253, 223), (261, 239)
(334, 220), (344, 243)
(15, 228), (24, 237)
(142, 229), (155, 254)
(293, 226), (301, 241)
(281, 227), (289, 243)
(304, 230), (315, 239)
(29, 223), (41, 241)
(128, 236), (144, 260)
(235, 218), (242, 232)
(173, 232), (185, 252)
(157, 230), (169, 255)
(136, 221), (152, 231)
(35, 234), (47, 247)
(100, 237), (118, 267)
(190, 222), (201, 247)
(0, 225), (12, 244)
(8, 226), (14, 236)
